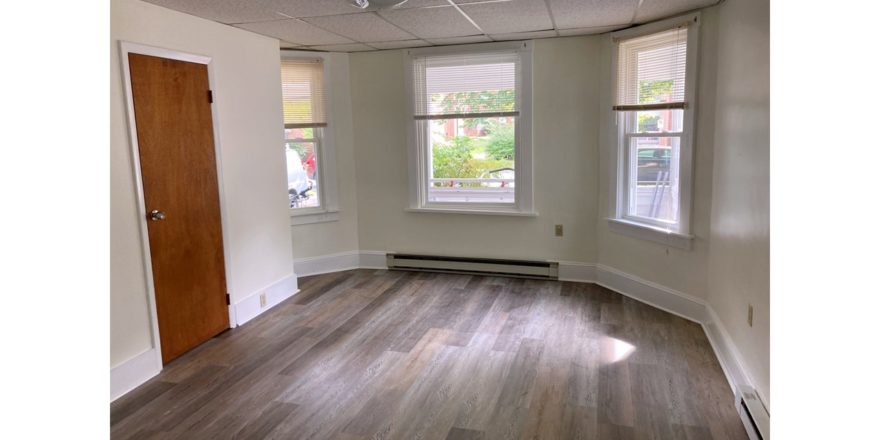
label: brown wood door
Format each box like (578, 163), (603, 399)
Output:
(128, 53), (229, 364)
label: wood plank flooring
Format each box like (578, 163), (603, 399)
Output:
(111, 269), (748, 440)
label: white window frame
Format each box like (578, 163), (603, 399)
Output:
(608, 13), (700, 249)
(404, 41), (535, 217)
(281, 51), (340, 226)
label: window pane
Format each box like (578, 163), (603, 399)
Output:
(617, 27), (688, 106)
(413, 51), (520, 118)
(426, 117), (515, 204)
(628, 136), (679, 223)
(285, 130), (319, 209)
(633, 109), (683, 133)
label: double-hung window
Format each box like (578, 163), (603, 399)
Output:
(407, 43), (533, 215)
(610, 15), (698, 247)
(281, 54), (338, 223)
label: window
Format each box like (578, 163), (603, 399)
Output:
(610, 15), (698, 246)
(407, 43), (533, 215)
(281, 54), (338, 223)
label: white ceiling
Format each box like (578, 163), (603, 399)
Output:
(144, 0), (720, 52)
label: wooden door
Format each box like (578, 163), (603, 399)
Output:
(128, 53), (229, 364)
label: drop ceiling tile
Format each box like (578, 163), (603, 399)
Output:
(279, 40), (301, 49)
(458, 0), (553, 34)
(557, 24), (628, 36)
(143, 0), (283, 24)
(307, 43), (376, 52)
(303, 12), (415, 42)
(368, 40), (432, 49)
(425, 35), (493, 45)
(634, 0), (717, 23)
(274, 0), (369, 18)
(547, 0), (639, 29)
(490, 30), (558, 41)
(379, 6), (482, 39)
(235, 20), (354, 46)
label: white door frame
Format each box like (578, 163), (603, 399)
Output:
(118, 41), (235, 372)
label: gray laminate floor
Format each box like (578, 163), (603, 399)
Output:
(111, 269), (747, 439)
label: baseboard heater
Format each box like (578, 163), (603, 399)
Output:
(386, 253), (559, 280)
(736, 386), (770, 440)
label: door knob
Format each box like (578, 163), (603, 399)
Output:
(150, 210), (167, 221)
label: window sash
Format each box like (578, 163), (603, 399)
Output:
(412, 51), (520, 119)
(416, 116), (519, 208)
(614, 25), (689, 111)
(281, 58), (327, 127)
(619, 110), (683, 228)
(286, 128), (323, 211)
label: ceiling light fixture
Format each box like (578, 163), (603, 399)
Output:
(349, 0), (410, 10)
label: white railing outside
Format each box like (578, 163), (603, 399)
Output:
(428, 178), (515, 203)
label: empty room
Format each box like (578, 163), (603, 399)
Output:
(103, 0), (773, 438)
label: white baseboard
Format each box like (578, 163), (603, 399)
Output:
(292, 250), (388, 277)
(558, 261), (705, 324)
(594, 264), (708, 323)
(232, 273), (299, 326)
(110, 348), (161, 402)
(293, 251), (361, 276)
(359, 250), (389, 269)
(702, 305), (764, 400)
(557, 261), (597, 283)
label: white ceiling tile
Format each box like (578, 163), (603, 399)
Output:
(143, 0), (283, 24)
(368, 40), (432, 49)
(557, 24), (629, 36)
(274, 0), (370, 18)
(458, 0), (553, 34)
(379, 6), (482, 39)
(547, 0), (639, 29)
(235, 20), (354, 46)
(303, 12), (415, 42)
(634, 0), (718, 23)
(490, 30), (558, 41)
(279, 40), (301, 48)
(307, 43), (377, 52)
(425, 35), (493, 45)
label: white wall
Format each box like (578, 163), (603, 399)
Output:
(110, 0), (293, 367)
(349, 37), (600, 263)
(289, 53), (361, 260)
(707, 0), (770, 407)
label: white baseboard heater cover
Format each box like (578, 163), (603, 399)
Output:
(386, 253), (559, 280)
(736, 386), (770, 440)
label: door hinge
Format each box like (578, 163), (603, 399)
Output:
(225, 293), (230, 305)
(208, 90), (214, 104)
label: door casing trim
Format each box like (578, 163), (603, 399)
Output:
(118, 41), (235, 372)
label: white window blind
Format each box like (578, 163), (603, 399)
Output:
(614, 26), (688, 111)
(281, 58), (326, 128)
(412, 51), (520, 120)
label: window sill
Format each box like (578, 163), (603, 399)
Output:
(290, 209), (340, 226)
(406, 207), (538, 217)
(607, 218), (693, 250)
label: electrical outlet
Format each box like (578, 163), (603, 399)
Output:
(747, 304), (753, 327)
(260, 293), (267, 308)
(555, 224), (563, 237)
